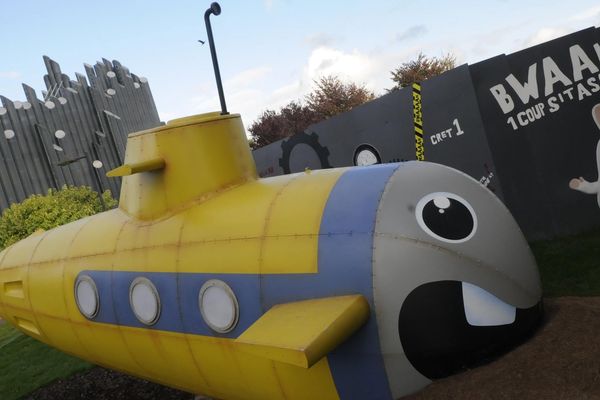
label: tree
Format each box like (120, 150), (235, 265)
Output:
(0, 186), (117, 249)
(306, 76), (375, 120)
(249, 76), (375, 149)
(248, 101), (320, 149)
(389, 52), (456, 90)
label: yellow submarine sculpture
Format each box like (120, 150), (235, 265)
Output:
(0, 3), (543, 399)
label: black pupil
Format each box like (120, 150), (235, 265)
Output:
(422, 197), (473, 240)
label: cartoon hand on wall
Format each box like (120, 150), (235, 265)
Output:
(569, 104), (600, 207)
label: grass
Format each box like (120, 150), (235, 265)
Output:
(531, 227), (600, 297)
(0, 323), (92, 400)
(0, 228), (597, 399)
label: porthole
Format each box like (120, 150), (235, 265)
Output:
(129, 277), (161, 325)
(353, 144), (381, 166)
(415, 192), (477, 243)
(199, 280), (239, 333)
(75, 275), (99, 319)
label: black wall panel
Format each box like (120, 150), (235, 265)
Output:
(253, 26), (600, 240)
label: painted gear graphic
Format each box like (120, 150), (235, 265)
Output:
(278, 131), (332, 174)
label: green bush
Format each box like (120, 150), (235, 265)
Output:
(0, 186), (117, 250)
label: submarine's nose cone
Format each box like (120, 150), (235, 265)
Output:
(370, 162), (544, 398)
(398, 280), (543, 379)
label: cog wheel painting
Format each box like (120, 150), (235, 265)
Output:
(278, 131), (332, 174)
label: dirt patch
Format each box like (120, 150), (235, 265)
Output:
(402, 297), (600, 400)
(24, 297), (600, 400)
(24, 368), (194, 400)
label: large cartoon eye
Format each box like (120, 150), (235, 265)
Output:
(415, 192), (477, 243)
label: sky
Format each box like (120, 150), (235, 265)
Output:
(1, 1), (600, 129)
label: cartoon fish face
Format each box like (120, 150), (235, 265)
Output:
(372, 161), (542, 397)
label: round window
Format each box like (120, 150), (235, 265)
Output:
(75, 275), (99, 319)
(199, 280), (239, 333)
(353, 144), (381, 166)
(129, 277), (161, 325)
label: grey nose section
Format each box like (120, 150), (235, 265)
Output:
(376, 162), (541, 307)
(371, 162), (543, 398)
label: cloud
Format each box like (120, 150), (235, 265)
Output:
(0, 71), (21, 80)
(524, 27), (569, 48)
(225, 66), (272, 91)
(264, 0), (275, 11)
(569, 5), (600, 21)
(176, 44), (421, 129)
(305, 47), (378, 87)
(305, 33), (336, 48)
(396, 25), (427, 42)
(241, 45), (420, 124)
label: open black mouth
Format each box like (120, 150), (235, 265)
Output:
(399, 280), (543, 379)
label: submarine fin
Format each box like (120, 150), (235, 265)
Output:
(235, 294), (369, 368)
(106, 157), (165, 177)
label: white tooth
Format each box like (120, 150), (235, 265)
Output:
(462, 282), (516, 326)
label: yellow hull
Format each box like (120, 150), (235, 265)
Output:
(0, 113), (352, 399)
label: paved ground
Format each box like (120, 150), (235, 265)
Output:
(24, 297), (600, 400)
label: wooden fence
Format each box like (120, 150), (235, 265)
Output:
(0, 56), (161, 209)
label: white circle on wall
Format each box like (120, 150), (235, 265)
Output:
(129, 277), (161, 325)
(356, 149), (378, 166)
(92, 160), (103, 169)
(133, 82), (141, 89)
(58, 97), (68, 105)
(107, 71), (116, 78)
(45, 101), (55, 109)
(106, 88), (116, 96)
(55, 129), (66, 139)
(199, 280), (239, 333)
(4, 130), (15, 139)
(75, 275), (99, 319)
(13, 101), (23, 109)
(23, 102), (32, 110)
(353, 145), (381, 167)
(0, 107), (6, 115)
